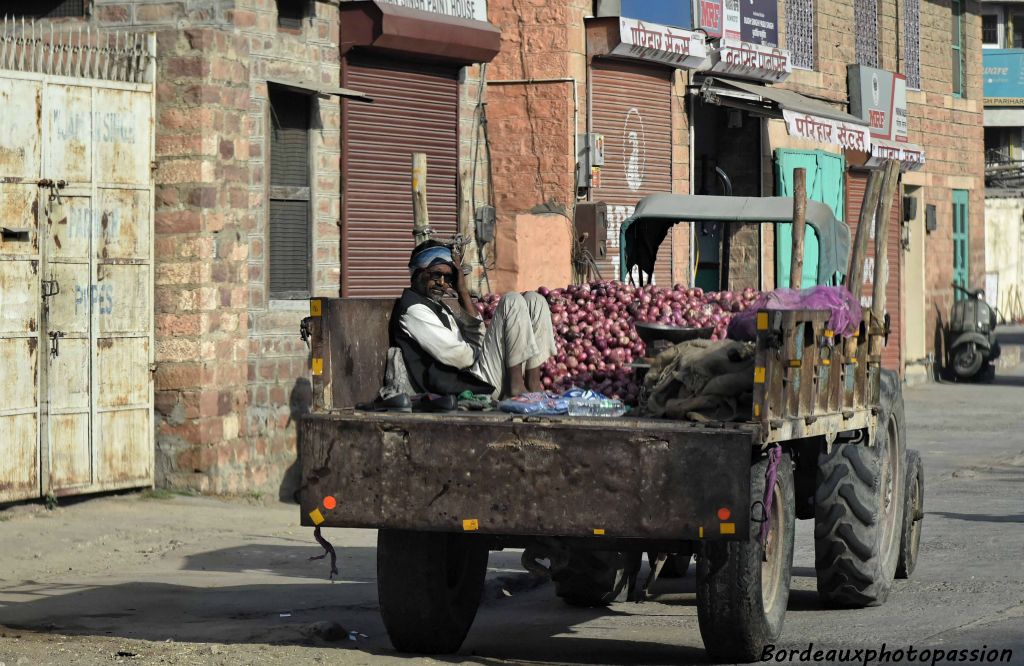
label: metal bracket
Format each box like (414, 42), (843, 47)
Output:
(48, 330), (65, 358)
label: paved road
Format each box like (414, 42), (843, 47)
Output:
(1, 354), (1022, 665)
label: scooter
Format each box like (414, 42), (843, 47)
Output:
(947, 283), (1001, 380)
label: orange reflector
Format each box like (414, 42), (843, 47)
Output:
(312, 358), (323, 375)
(699, 526), (704, 538)
(756, 312), (769, 330)
(754, 367), (766, 384)
(717, 507), (731, 521)
(308, 508), (325, 526)
(720, 522), (736, 535)
(593, 528), (606, 536)
(789, 359), (801, 368)
(323, 496), (337, 510)
(753, 403), (761, 418)
(824, 329), (834, 338)
(309, 299), (322, 317)
(462, 519), (479, 531)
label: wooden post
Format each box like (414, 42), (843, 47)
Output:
(868, 159), (901, 362)
(412, 152), (431, 245)
(872, 159), (901, 323)
(789, 167), (807, 290)
(844, 169), (882, 295)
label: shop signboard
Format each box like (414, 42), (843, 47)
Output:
(866, 139), (925, 172)
(621, 0), (692, 28)
(783, 109), (871, 153)
(705, 39), (791, 83)
(699, 0), (774, 44)
(847, 65), (908, 142)
(612, 17), (708, 69)
(983, 50), (1024, 106)
(740, 0), (778, 46)
(368, 0), (488, 22)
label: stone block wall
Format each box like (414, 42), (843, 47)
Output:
(55, 0), (342, 495)
(780, 0), (984, 357)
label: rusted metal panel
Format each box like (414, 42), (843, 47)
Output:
(0, 256), (40, 334)
(0, 77), (42, 179)
(95, 263), (147, 335)
(590, 59), (673, 284)
(0, 185), (40, 258)
(44, 84), (92, 184)
(96, 408), (150, 483)
(48, 412), (91, 489)
(97, 188), (148, 261)
(95, 337), (149, 408)
(342, 56), (459, 297)
(93, 89), (150, 185)
(299, 412), (754, 540)
(0, 411), (39, 502)
(45, 194), (91, 261)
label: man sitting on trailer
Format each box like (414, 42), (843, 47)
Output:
(390, 240), (557, 398)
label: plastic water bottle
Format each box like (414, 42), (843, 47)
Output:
(567, 398), (627, 417)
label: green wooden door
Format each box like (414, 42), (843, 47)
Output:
(775, 149), (846, 288)
(952, 190), (969, 299)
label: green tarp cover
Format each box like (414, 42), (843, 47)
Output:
(619, 194), (851, 285)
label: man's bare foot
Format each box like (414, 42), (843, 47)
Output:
(525, 366), (545, 393)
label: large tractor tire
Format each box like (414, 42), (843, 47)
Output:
(697, 450), (795, 663)
(377, 529), (488, 654)
(814, 370), (906, 607)
(554, 550), (630, 607)
(896, 449), (924, 579)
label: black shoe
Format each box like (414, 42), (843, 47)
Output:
(356, 393), (412, 412)
(415, 393), (457, 412)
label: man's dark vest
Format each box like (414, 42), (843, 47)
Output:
(389, 288), (495, 396)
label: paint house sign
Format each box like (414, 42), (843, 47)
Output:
(354, 0), (487, 21)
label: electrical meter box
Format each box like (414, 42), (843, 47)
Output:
(576, 133), (606, 189)
(575, 202), (608, 260)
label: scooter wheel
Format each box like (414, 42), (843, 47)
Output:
(952, 345), (983, 379)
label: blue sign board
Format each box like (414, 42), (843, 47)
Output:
(621, 0), (692, 29)
(984, 50), (1024, 105)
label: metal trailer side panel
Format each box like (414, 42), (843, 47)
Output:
(299, 412), (754, 541)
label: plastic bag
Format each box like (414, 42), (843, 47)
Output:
(727, 286), (862, 342)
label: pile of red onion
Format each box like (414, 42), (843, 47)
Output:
(476, 281), (760, 404)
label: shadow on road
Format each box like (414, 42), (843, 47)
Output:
(930, 511), (1024, 524)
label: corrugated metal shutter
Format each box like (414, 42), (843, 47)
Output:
(846, 170), (902, 374)
(269, 89), (311, 298)
(342, 56), (459, 297)
(590, 60), (673, 284)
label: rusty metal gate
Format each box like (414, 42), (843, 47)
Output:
(0, 21), (155, 503)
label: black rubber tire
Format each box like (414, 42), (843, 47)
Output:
(952, 344), (983, 379)
(377, 529), (488, 654)
(554, 550), (629, 607)
(659, 550), (692, 579)
(896, 449), (924, 579)
(697, 451), (795, 663)
(814, 370), (906, 607)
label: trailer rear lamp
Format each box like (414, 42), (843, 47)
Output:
(323, 496), (337, 510)
(717, 507), (731, 520)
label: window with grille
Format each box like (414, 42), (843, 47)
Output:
(951, 0), (965, 97)
(786, 0), (815, 69)
(855, 0), (880, 67)
(7, 0), (86, 18)
(904, 0), (920, 88)
(269, 88), (312, 299)
(982, 14), (999, 46)
(276, 0), (306, 30)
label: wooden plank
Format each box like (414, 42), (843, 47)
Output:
(790, 167), (807, 289)
(412, 152), (430, 245)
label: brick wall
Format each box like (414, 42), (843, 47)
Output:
(55, 0), (343, 495)
(778, 0), (985, 358)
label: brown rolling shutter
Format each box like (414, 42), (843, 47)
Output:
(845, 171), (902, 374)
(342, 56), (459, 297)
(590, 60), (673, 284)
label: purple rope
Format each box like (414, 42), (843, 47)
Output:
(759, 446), (782, 546)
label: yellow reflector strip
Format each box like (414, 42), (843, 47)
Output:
(309, 299), (322, 317)
(789, 360), (801, 368)
(462, 519), (479, 531)
(720, 522), (736, 535)
(754, 367), (766, 384)
(753, 403), (761, 418)
(593, 528), (606, 536)
(822, 358), (831, 366)
(309, 508), (325, 525)
(756, 312), (769, 330)
(824, 329), (834, 338)
(312, 358), (323, 375)
(699, 526), (704, 538)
